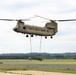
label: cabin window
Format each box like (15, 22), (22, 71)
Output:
(23, 27), (26, 29)
(18, 25), (20, 28)
(41, 30), (46, 32)
(47, 30), (49, 32)
(30, 28), (31, 30)
(36, 29), (37, 30)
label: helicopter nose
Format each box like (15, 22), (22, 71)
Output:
(13, 27), (18, 32)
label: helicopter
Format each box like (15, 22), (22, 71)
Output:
(13, 18), (57, 39)
(0, 15), (76, 39)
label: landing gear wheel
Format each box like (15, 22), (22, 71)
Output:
(26, 34), (29, 37)
(51, 36), (53, 39)
(31, 34), (33, 37)
(45, 36), (47, 39)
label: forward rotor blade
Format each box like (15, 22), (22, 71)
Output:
(0, 19), (30, 21)
(0, 19), (18, 21)
(0, 16), (36, 21)
(21, 16), (37, 21)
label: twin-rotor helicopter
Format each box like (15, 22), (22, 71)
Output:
(0, 15), (76, 39)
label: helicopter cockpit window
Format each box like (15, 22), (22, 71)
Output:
(15, 25), (19, 28)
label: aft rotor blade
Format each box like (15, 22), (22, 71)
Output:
(55, 19), (76, 22)
(35, 15), (76, 22)
(35, 15), (53, 21)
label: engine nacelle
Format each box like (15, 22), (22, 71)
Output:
(45, 21), (58, 33)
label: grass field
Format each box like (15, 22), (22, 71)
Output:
(0, 59), (76, 64)
(0, 59), (76, 74)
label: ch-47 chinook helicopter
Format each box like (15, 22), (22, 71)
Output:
(0, 15), (76, 39)
(13, 17), (57, 39)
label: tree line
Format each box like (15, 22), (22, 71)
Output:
(0, 53), (76, 60)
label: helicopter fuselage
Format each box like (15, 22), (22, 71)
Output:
(13, 20), (58, 38)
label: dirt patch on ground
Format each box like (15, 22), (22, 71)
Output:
(0, 72), (18, 75)
(0, 70), (76, 75)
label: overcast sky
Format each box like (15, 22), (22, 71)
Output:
(0, 0), (76, 54)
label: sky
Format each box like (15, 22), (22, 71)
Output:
(0, 0), (76, 54)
